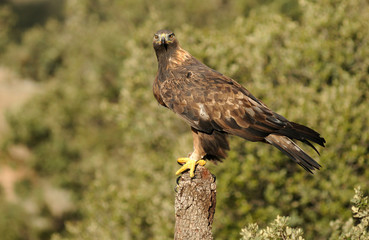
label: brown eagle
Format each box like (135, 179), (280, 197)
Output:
(152, 29), (325, 177)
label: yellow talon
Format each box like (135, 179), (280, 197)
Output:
(176, 158), (207, 178)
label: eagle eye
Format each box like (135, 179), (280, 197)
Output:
(154, 35), (159, 40)
(169, 33), (175, 39)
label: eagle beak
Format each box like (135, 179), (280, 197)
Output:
(160, 34), (168, 50)
(160, 36), (166, 45)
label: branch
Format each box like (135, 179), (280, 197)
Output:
(174, 165), (216, 240)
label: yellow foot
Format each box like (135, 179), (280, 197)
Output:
(176, 158), (207, 178)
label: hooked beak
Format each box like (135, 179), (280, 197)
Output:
(160, 36), (166, 45)
(160, 34), (168, 51)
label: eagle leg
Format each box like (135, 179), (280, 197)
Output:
(176, 158), (206, 178)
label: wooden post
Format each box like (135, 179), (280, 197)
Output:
(174, 165), (216, 240)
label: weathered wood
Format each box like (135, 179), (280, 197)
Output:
(174, 165), (216, 240)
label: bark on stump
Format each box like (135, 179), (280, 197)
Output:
(174, 165), (216, 240)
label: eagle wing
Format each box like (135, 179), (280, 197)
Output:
(159, 64), (289, 142)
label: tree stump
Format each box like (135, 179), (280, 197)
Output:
(174, 165), (216, 240)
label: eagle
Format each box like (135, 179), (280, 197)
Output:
(152, 29), (325, 178)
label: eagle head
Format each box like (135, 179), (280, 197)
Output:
(153, 29), (178, 53)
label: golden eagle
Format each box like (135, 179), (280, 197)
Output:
(152, 29), (325, 177)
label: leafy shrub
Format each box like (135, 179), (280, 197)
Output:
(0, 5), (15, 53)
(241, 216), (304, 240)
(240, 187), (369, 240)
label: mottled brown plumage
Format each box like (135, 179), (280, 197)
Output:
(153, 29), (325, 174)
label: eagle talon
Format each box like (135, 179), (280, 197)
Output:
(211, 174), (217, 182)
(176, 176), (181, 185)
(176, 158), (207, 178)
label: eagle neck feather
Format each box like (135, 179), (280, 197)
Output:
(157, 46), (192, 73)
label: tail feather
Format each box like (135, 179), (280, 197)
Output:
(265, 134), (321, 173)
(278, 122), (326, 149)
(300, 139), (320, 155)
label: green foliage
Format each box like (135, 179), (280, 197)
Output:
(240, 187), (369, 240)
(0, 0), (368, 239)
(0, 201), (34, 240)
(329, 187), (369, 240)
(0, 5), (15, 53)
(2, 22), (65, 81)
(241, 216), (304, 240)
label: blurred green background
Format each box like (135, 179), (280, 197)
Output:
(0, 0), (368, 239)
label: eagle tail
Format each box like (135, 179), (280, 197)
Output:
(278, 122), (326, 153)
(265, 134), (321, 173)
